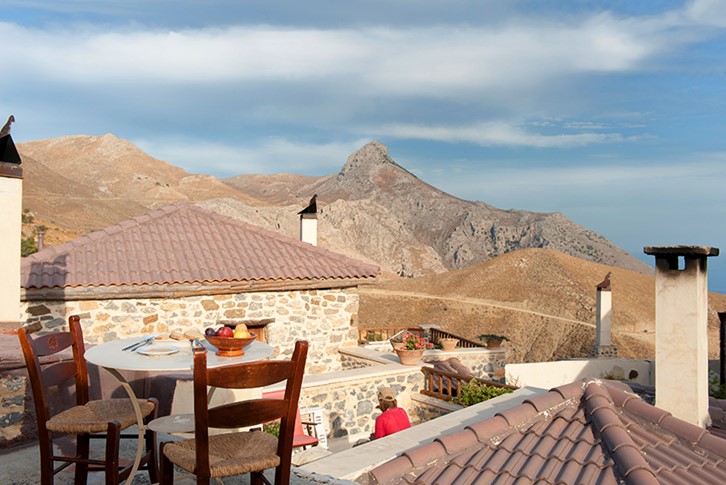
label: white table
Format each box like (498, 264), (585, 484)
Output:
(85, 337), (273, 484)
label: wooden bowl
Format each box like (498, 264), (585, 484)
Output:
(206, 333), (256, 356)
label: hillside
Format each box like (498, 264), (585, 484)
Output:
(358, 248), (726, 363)
(226, 141), (651, 277)
(19, 134), (261, 233)
(20, 135), (650, 279)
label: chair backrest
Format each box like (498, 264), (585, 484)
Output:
(191, 340), (309, 477)
(18, 315), (89, 433)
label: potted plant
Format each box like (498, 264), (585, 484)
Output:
(438, 337), (459, 352)
(477, 334), (510, 349)
(394, 332), (433, 365)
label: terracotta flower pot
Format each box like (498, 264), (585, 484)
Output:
(395, 348), (424, 365)
(390, 341), (405, 351)
(439, 338), (459, 352)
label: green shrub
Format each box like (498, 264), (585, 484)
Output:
(454, 379), (514, 407)
(21, 236), (37, 257)
(263, 421), (280, 437)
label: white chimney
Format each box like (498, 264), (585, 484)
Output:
(298, 194), (318, 246)
(0, 129), (23, 328)
(593, 272), (617, 358)
(644, 245), (719, 427)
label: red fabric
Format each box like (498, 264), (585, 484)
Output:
(374, 407), (411, 439)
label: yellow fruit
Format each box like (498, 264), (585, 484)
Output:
(234, 329), (250, 339)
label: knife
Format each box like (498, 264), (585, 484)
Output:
(122, 335), (157, 351)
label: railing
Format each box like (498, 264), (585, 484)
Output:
(420, 366), (518, 402)
(429, 328), (485, 348)
(358, 327), (413, 343)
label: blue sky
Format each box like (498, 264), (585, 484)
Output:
(2, 0), (726, 292)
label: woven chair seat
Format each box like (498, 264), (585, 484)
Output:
(163, 430), (280, 478)
(47, 398), (155, 434)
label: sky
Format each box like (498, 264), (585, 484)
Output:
(2, 0), (726, 292)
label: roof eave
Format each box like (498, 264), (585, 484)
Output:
(21, 276), (377, 302)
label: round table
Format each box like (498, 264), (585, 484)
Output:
(85, 337), (274, 484)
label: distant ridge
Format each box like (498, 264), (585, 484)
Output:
(228, 141), (650, 277)
(21, 136), (649, 278)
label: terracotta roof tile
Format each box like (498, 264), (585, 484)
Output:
(366, 378), (726, 485)
(22, 202), (379, 290)
(435, 429), (479, 455)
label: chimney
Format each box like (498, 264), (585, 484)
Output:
(644, 245), (719, 427)
(37, 226), (45, 251)
(0, 117), (22, 329)
(298, 194), (318, 246)
(592, 272), (617, 358)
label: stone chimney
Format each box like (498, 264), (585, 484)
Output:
(298, 194), (318, 246)
(0, 120), (22, 329)
(644, 245), (719, 427)
(592, 272), (617, 358)
(37, 226), (45, 251)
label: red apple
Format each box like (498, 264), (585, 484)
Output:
(216, 326), (233, 338)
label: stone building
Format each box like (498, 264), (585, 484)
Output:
(20, 202), (379, 373)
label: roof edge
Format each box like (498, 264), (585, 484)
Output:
(22, 278), (375, 301)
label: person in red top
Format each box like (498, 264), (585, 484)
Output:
(373, 386), (411, 439)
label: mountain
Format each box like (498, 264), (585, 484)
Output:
(358, 248), (726, 362)
(20, 136), (649, 278)
(19, 134), (260, 233)
(226, 141), (650, 277)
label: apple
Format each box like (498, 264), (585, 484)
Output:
(216, 326), (233, 338)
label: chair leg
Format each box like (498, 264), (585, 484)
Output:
(145, 399), (159, 483)
(159, 442), (174, 485)
(105, 421), (121, 485)
(74, 433), (90, 484)
(251, 471), (265, 485)
(39, 432), (55, 485)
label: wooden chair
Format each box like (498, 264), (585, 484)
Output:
(261, 389), (319, 450)
(159, 340), (309, 485)
(18, 315), (159, 485)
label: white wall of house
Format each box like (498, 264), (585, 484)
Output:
(506, 358), (653, 389)
(0, 174), (22, 324)
(21, 287), (361, 373)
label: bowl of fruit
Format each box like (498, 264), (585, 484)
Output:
(204, 324), (256, 357)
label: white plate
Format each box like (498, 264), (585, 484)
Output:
(136, 345), (180, 356)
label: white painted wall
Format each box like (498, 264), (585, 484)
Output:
(0, 175), (22, 324)
(652, 251), (712, 427)
(506, 358), (653, 389)
(595, 289), (612, 347)
(300, 214), (317, 246)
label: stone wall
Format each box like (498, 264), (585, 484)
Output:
(0, 372), (27, 445)
(296, 366), (425, 442)
(21, 287), (360, 374)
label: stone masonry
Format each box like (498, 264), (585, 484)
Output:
(20, 287), (360, 374)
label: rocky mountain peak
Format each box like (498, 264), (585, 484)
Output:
(340, 141), (401, 175)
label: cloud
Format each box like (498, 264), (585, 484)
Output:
(0, 5), (701, 97)
(134, 136), (371, 177)
(373, 121), (636, 148)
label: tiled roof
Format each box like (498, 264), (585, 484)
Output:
(366, 378), (726, 485)
(22, 202), (379, 289)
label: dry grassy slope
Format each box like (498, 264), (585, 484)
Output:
(19, 134), (261, 233)
(359, 248), (726, 363)
(224, 173), (327, 205)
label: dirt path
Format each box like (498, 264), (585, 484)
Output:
(360, 288), (596, 329)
